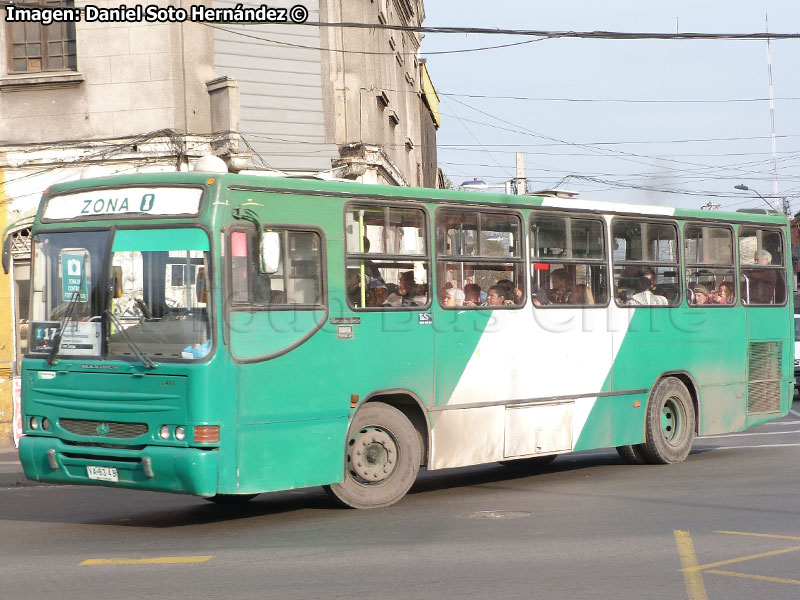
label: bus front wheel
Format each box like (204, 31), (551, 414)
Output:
(325, 402), (421, 509)
(641, 378), (695, 464)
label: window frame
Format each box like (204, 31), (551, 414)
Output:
(529, 211), (610, 309)
(225, 222), (327, 313)
(6, 0), (78, 74)
(683, 222), (737, 308)
(737, 225), (788, 307)
(611, 217), (682, 308)
(435, 205), (526, 310)
(343, 200), (431, 312)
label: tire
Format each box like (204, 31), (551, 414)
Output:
(324, 402), (421, 509)
(205, 493), (259, 505)
(640, 378), (696, 464)
(499, 455), (557, 468)
(616, 444), (648, 465)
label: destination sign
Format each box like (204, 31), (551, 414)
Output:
(43, 187), (203, 221)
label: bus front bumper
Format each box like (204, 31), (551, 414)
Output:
(18, 436), (220, 496)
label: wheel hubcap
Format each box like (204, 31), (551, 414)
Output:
(661, 397), (684, 445)
(347, 426), (398, 485)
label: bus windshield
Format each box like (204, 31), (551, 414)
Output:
(30, 228), (212, 361)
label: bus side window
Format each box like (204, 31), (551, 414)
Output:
(738, 227), (786, 305)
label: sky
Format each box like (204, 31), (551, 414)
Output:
(419, 1), (800, 213)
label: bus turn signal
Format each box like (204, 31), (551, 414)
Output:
(194, 425), (220, 444)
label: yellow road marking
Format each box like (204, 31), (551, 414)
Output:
(674, 530), (709, 600)
(80, 556), (212, 566)
(714, 530), (800, 542)
(683, 545), (800, 572)
(705, 570), (800, 586)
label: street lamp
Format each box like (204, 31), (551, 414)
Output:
(733, 184), (779, 212)
(459, 178), (489, 191)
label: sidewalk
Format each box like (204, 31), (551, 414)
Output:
(0, 446), (34, 487)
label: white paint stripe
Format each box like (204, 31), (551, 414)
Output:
(701, 429), (800, 440)
(790, 409), (800, 418)
(695, 442), (800, 451)
(764, 420), (800, 425)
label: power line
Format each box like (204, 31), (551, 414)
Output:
(308, 21), (800, 41)
(209, 22), (545, 56)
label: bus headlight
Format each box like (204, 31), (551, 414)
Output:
(159, 425), (171, 440)
(30, 417), (39, 430)
(42, 418), (51, 431)
(175, 426), (186, 441)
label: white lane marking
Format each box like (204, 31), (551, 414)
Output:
(790, 409), (800, 418)
(701, 430), (800, 440)
(764, 420), (800, 425)
(695, 442), (800, 451)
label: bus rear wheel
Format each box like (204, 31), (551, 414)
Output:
(616, 444), (648, 464)
(641, 378), (695, 464)
(325, 402), (421, 509)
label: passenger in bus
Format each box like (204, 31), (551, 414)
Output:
(361, 237), (386, 288)
(531, 283), (550, 306)
(549, 270), (572, 304)
(443, 287), (466, 307)
(271, 290), (285, 304)
(366, 284), (388, 307)
(745, 250), (777, 304)
(384, 271), (426, 307)
(569, 284), (595, 305)
(487, 284), (514, 306)
(464, 283), (482, 306)
(496, 279), (521, 305)
(713, 281), (734, 304)
(689, 284), (708, 305)
(627, 276), (668, 306)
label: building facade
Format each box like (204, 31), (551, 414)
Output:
(0, 0), (440, 446)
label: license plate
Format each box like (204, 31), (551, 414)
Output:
(87, 466), (119, 482)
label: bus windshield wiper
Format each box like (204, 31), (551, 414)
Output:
(106, 310), (157, 369)
(47, 290), (81, 365)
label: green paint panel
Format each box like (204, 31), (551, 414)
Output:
(235, 418), (349, 493)
(112, 228), (209, 251)
(229, 310), (326, 360)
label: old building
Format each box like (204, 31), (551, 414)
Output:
(0, 0), (440, 446)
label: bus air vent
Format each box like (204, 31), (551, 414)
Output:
(747, 341), (782, 414)
(60, 419), (148, 439)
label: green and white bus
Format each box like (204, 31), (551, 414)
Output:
(18, 169), (793, 508)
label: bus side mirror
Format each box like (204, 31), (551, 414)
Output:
(112, 266), (123, 298)
(260, 231), (281, 274)
(196, 267), (208, 303)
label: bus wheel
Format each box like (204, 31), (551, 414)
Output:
(498, 455), (557, 468)
(641, 378), (695, 464)
(616, 444), (647, 464)
(325, 402), (421, 509)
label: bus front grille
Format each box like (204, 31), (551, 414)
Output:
(747, 341), (782, 414)
(60, 419), (148, 439)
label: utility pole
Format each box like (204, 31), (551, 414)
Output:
(514, 152), (527, 195)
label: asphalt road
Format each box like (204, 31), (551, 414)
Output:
(2, 403), (800, 600)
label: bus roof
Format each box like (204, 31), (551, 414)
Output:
(38, 171), (788, 227)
